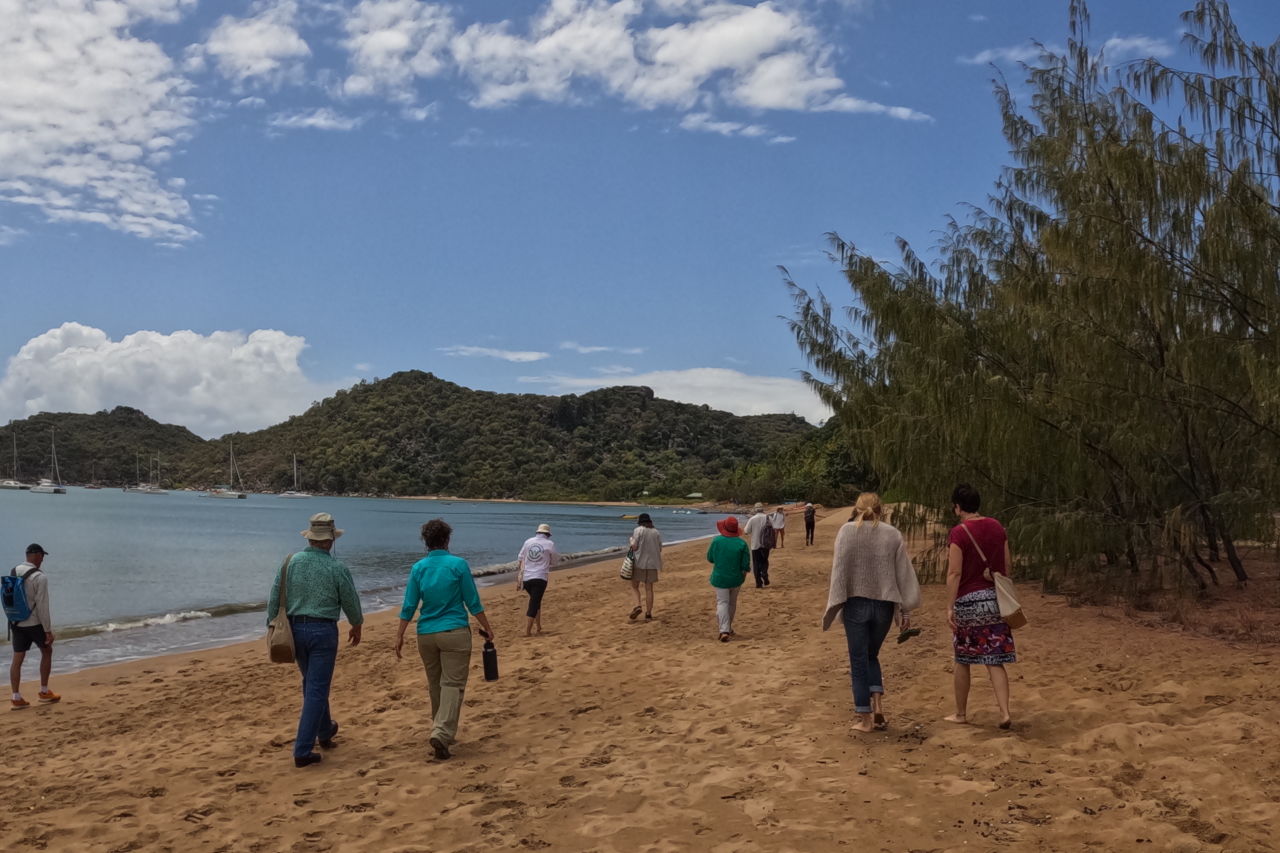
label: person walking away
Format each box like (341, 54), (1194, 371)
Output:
(804, 503), (816, 546)
(706, 516), (751, 641)
(945, 483), (1016, 729)
(822, 494), (921, 732)
(8, 544), (59, 708)
(771, 506), (787, 548)
(517, 523), (558, 636)
(267, 513), (363, 768)
(396, 518), (495, 760)
(743, 504), (772, 587)
(628, 513), (662, 620)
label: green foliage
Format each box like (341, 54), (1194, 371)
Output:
(707, 419), (874, 506)
(4, 374), (812, 500)
(786, 0), (1280, 591)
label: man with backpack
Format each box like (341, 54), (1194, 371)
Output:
(7, 544), (59, 708)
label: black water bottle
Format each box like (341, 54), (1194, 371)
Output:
(480, 630), (499, 681)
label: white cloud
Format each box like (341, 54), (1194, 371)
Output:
(679, 112), (771, 139)
(1101, 35), (1174, 60)
(519, 366), (828, 423)
(237, 96), (268, 108)
(438, 345), (550, 362)
(559, 341), (645, 355)
(341, 0), (454, 102)
(197, 0), (311, 88)
(961, 34), (1173, 67)
(343, 0), (928, 125)
(268, 108), (365, 131)
(354, 362), (372, 372)
(0, 323), (341, 438)
(969, 14), (987, 23)
(0, 0), (198, 242)
(958, 43), (1046, 66)
(400, 104), (438, 121)
(0, 225), (27, 246)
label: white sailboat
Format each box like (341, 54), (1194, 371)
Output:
(125, 453), (168, 495)
(208, 439), (247, 499)
(30, 429), (66, 494)
(0, 423), (28, 489)
(278, 454), (311, 498)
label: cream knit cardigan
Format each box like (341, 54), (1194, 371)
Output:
(822, 520), (922, 630)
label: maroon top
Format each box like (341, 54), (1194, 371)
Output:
(948, 517), (1008, 599)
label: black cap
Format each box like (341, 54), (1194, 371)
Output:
(637, 513), (652, 524)
(26, 543), (48, 556)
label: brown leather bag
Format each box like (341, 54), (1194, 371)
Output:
(267, 554), (296, 664)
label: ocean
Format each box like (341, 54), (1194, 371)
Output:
(0, 488), (724, 673)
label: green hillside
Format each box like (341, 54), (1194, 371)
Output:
(3, 372), (812, 500)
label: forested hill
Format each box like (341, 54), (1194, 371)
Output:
(3, 372), (813, 499)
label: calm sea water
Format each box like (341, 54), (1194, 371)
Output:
(0, 489), (722, 673)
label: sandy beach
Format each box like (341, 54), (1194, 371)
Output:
(10, 509), (1278, 852)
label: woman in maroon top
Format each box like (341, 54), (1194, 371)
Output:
(944, 484), (1015, 728)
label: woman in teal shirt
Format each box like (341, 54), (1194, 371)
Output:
(707, 516), (751, 642)
(395, 518), (495, 760)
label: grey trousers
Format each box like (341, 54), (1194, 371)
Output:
(715, 587), (741, 634)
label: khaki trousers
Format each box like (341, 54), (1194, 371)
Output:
(416, 627), (472, 746)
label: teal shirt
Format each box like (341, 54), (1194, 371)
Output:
(266, 546), (364, 626)
(707, 535), (751, 588)
(400, 549), (485, 635)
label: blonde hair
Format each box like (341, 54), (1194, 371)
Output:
(851, 492), (883, 528)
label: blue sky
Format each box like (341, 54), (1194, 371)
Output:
(2, 0), (1276, 437)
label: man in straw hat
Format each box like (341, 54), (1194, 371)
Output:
(743, 503), (773, 588)
(267, 512), (364, 768)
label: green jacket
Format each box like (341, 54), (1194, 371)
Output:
(707, 535), (751, 588)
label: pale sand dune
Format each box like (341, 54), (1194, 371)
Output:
(9, 509), (1279, 852)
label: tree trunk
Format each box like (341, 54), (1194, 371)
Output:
(1198, 504), (1220, 562)
(1216, 525), (1249, 584)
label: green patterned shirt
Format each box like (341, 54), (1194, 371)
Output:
(266, 546), (364, 626)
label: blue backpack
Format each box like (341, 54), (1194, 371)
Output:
(1, 566), (39, 624)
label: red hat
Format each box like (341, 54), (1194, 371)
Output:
(716, 516), (740, 536)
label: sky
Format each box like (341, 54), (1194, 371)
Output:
(2, 0), (1277, 438)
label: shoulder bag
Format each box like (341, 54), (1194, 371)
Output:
(959, 522), (1027, 629)
(619, 548), (635, 581)
(267, 554), (296, 663)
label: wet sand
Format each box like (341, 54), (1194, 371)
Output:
(9, 510), (1278, 852)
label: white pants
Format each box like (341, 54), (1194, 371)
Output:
(715, 587), (741, 634)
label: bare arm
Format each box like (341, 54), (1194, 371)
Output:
(394, 618), (412, 659)
(946, 543), (963, 630)
(474, 611), (494, 641)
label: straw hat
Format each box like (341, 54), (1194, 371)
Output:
(536, 523), (552, 534)
(753, 502), (763, 512)
(301, 512), (344, 540)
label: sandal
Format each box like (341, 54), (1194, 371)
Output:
(718, 633), (730, 642)
(873, 713), (887, 731)
(629, 606), (642, 621)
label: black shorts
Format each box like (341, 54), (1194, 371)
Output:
(11, 624), (49, 653)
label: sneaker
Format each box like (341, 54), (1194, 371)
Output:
(11, 697), (29, 709)
(37, 690), (60, 704)
(294, 753), (322, 768)
(429, 736), (451, 760)
(319, 721), (339, 749)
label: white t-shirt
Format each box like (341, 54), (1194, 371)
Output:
(517, 534), (558, 581)
(744, 513), (768, 550)
(770, 511), (786, 529)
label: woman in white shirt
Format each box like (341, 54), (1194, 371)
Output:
(628, 513), (662, 621)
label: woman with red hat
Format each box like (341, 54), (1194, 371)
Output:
(706, 516), (751, 641)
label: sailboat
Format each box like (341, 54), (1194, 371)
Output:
(30, 429), (66, 494)
(277, 454), (311, 499)
(84, 460), (103, 489)
(125, 453), (168, 495)
(208, 439), (247, 499)
(0, 423), (28, 489)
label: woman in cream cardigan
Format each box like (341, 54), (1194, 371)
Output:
(822, 493), (921, 733)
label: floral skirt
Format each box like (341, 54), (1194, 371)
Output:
(953, 588), (1016, 665)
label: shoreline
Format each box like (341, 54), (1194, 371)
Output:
(52, 533), (716, 676)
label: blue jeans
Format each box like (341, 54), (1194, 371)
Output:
(291, 620), (339, 758)
(841, 597), (894, 713)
